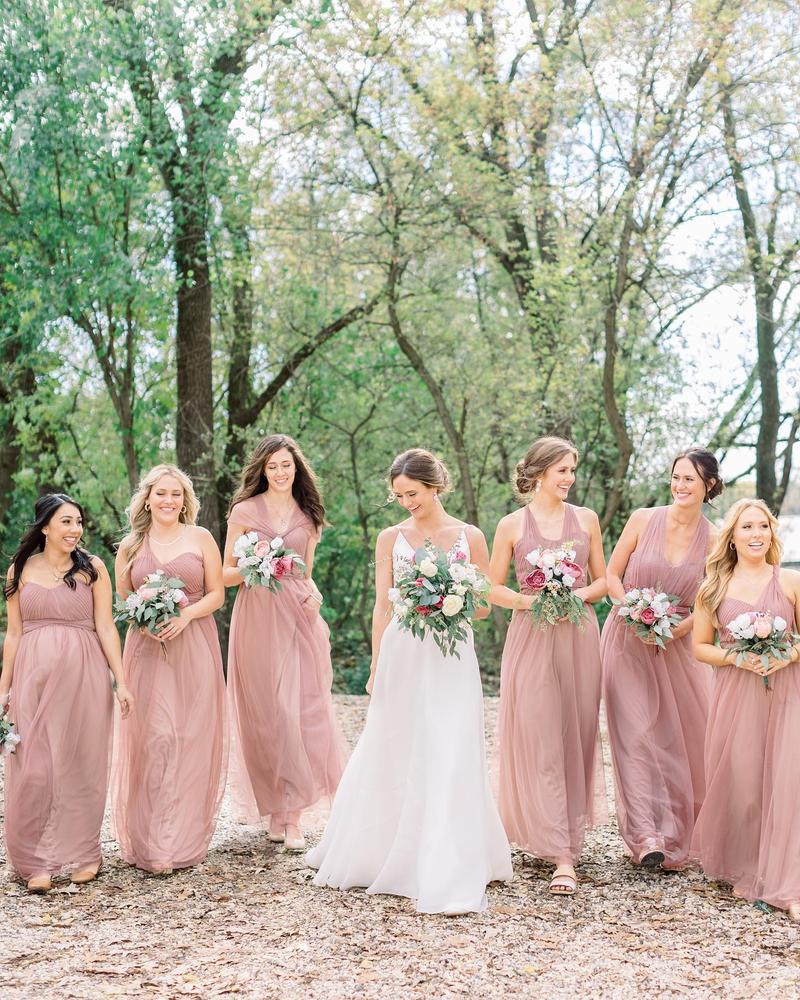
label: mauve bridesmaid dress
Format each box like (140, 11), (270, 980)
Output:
(692, 566), (800, 911)
(4, 580), (113, 879)
(226, 497), (344, 826)
(111, 540), (226, 871)
(498, 503), (607, 864)
(601, 507), (712, 866)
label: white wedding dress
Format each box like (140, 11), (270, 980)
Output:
(306, 528), (512, 913)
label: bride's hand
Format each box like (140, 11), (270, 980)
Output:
(365, 670), (375, 695)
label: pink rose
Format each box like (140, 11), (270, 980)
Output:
(523, 569), (547, 591)
(640, 607), (656, 626)
(254, 540), (271, 558)
(172, 589), (189, 608)
(138, 588), (157, 601)
(753, 616), (773, 639)
(561, 561), (584, 581)
(272, 555), (295, 580)
(629, 607), (641, 621)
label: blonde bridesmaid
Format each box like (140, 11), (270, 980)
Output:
(692, 499), (800, 921)
(223, 434), (344, 851)
(1, 494), (133, 892)
(112, 465), (226, 874)
(601, 449), (720, 869)
(489, 437), (608, 895)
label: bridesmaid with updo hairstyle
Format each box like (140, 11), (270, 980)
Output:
(224, 434), (344, 852)
(113, 465), (226, 874)
(691, 498), (800, 921)
(489, 437), (608, 896)
(1, 494), (133, 892)
(601, 448), (721, 870)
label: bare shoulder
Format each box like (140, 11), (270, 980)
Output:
(463, 523), (487, 545)
(779, 567), (800, 592)
(117, 534), (134, 557)
(190, 525), (215, 544)
(89, 555), (107, 573)
(376, 526), (400, 550)
(573, 505), (601, 532)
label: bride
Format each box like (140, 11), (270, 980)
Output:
(306, 448), (512, 914)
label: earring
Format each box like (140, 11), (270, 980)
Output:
(144, 503), (150, 511)
(433, 493), (440, 503)
(729, 541), (736, 550)
(534, 480), (542, 493)
(181, 505), (187, 514)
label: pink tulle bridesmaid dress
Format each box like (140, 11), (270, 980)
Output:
(111, 541), (226, 871)
(498, 503), (607, 863)
(226, 497), (344, 827)
(4, 582), (113, 879)
(601, 507), (712, 866)
(692, 566), (800, 910)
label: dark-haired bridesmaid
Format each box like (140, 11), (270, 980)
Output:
(113, 464), (226, 875)
(224, 435), (344, 851)
(601, 448), (720, 870)
(0, 494), (133, 892)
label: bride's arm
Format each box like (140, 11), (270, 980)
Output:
(366, 528), (397, 694)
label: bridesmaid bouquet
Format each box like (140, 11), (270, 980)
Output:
(727, 611), (799, 690)
(114, 570), (190, 655)
(389, 543), (490, 657)
(613, 587), (683, 651)
(523, 542), (586, 629)
(0, 715), (21, 755)
(232, 532), (306, 591)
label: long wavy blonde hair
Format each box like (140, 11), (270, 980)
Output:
(695, 498), (782, 625)
(121, 464), (200, 571)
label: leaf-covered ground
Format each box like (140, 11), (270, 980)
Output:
(2, 696), (799, 1000)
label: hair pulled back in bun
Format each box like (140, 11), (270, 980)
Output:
(389, 448), (452, 495)
(514, 436), (578, 501)
(671, 447), (724, 503)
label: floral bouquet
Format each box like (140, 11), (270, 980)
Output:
(232, 532), (306, 591)
(0, 715), (20, 755)
(523, 542), (586, 629)
(613, 587), (683, 651)
(726, 611), (799, 690)
(389, 543), (490, 657)
(114, 570), (189, 654)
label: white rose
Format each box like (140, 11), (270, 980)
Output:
(651, 601), (668, 618)
(774, 616), (787, 632)
(449, 563), (467, 582)
(388, 587), (402, 603)
(232, 535), (250, 557)
(259, 559), (273, 577)
(419, 558), (438, 578)
(618, 606), (631, 617)
(247, 531), (259, 543)
(562, 575), (576, 589)
(125, 593), (142, 610)
(626, 588), (641, 601)
(241, 555), (261, 567)
(541, 551), (556, 568)
(395, 604), (409, 618)
(442, 594), (465, 617)
(2, 731), (20, 755)
(271, 536), (283, 550)
(453, 583), (467, 596)
(525, 548), (541, 566)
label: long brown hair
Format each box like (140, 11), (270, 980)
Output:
(695, 498), (782, 625)
(228, 434), (326, 531)
(121, 465), (200, 573)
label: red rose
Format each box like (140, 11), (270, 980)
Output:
(523, 569), (547, 591)
(435, 596), (444, 607)
(416, 605), (432, 616)
(640, 607), (656, 625)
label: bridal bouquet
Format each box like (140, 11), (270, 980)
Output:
(727, 611), (799, 690)
(523, 542), (586, 629)
(232, 532), (306, 591)
(0, 715), (20, 755)
(613, 587), (683, 651)
(114, 570), (189, 654)
(389, 543), (490, 657)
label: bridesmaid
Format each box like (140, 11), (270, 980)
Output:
(489, 436), (608, 895)
(601, 448), (720, 869)
(692, 499), (800, 921)
(0, 494), (133, 892)
(224, 434), (344, 851)
(113, 465), (226, 874)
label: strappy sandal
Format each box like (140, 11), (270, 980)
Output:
(549, 865), (577, 895)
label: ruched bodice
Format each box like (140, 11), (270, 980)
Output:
(229, 496), (316, 572)
(623, 507), (709, 612)
(513, 503), (589, 590)
(131, 539), (206, 604)
(718, 565), (797, 646)
(20, 580), (95, 632)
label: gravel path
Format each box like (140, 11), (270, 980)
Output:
(2, 696), (799, 999)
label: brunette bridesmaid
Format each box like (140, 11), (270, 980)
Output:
(224, 435), (344, 851)
(112, 465), (226, 874)
(0, 494), (133, 892)
(691, 499), (800, 921)
(489, 437), (608, 895)
(601, 449), (720, 869)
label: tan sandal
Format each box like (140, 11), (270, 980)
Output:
(71, 865), (101, 885)
(27, 875), (52, 893)
(549, 865), (577, 895)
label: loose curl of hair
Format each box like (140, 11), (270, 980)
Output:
(227, 434), (326, 531)
(4, 493), (98, 599)
(121, 464), (200, 573)
(695, 498), (782, 626)
(388, 448), (452, 496)
(672, 447), (724, 503)
(514, 436), (578, 501)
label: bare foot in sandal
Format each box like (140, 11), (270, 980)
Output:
(549, 864), (577, 895)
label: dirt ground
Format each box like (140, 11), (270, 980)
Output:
(2, 696), (799, 1000)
